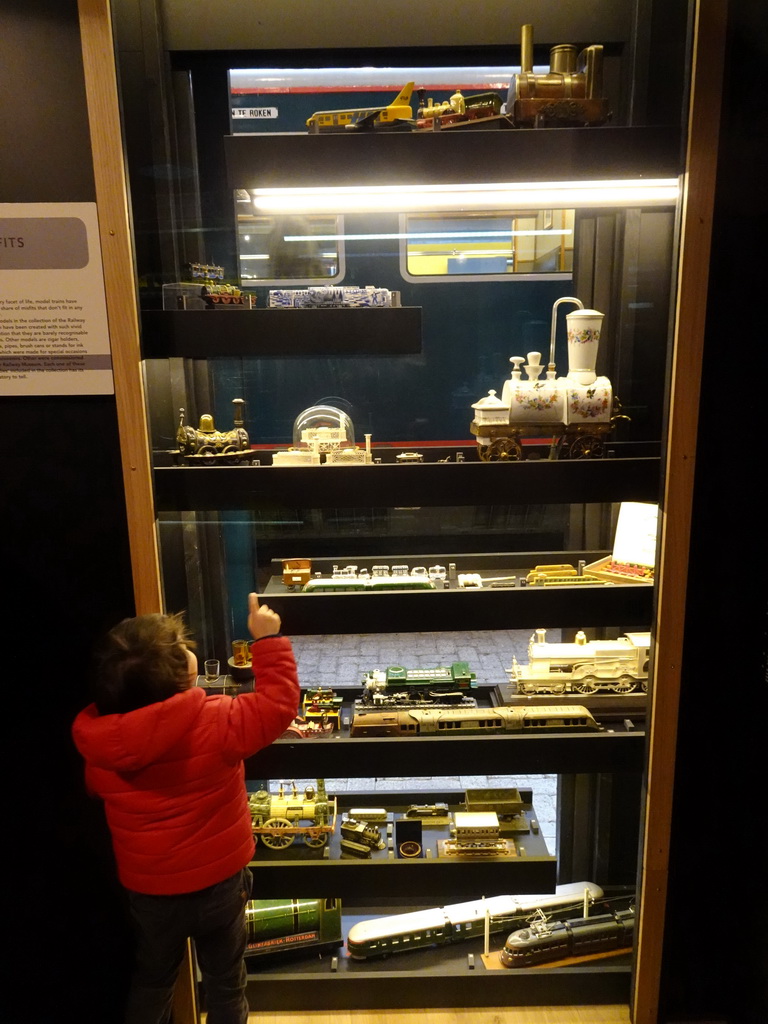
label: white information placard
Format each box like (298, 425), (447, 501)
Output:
(0, 202), (113, 395)
(613, 502), (659, 569)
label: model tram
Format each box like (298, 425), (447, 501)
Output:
(500, 905), (635, 967)
(346, 881), (604, 959)
(350, 704), (599, 737)
(510, 629), (651, 695)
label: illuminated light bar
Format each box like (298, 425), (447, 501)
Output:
(282, 229), (573, 242)
(251, 179), (679, 214)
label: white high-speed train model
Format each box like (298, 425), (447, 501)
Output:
(346, 881), (603, 959)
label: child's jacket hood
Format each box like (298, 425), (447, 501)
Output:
(72, 686), (207, 772)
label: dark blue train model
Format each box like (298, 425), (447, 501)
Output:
(500, 905), (635, 967)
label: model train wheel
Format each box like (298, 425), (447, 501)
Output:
(550, 681), (567, 694)
(614, 675), (636, 693)
(304, 831), (329, 848)
(261, 818), (294, 849)
(487, 437), (523, 462)
(574, 676), (598, 694)
(568, 435), (605, 460)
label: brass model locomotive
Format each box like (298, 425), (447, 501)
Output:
(175, 397), (251, 463)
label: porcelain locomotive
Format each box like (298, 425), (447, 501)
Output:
(510, 629), (651, 695)
(471, 296), (626, 460)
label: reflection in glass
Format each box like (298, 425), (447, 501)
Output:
(402, 210), (574, 279)
(234, 204), (343, 284)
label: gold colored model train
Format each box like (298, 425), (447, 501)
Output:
(350, 704), (599, 737)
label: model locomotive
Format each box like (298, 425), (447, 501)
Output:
(350, 704), (599, 737)
(346, 881), (604, 959)
(500, 905), (635, 967)
(510, 629), (651, 695)
(175, 397), (251, 463)
(360, 661), (477, 707)
(471, 297), (626, 461)
(244, 898), (343, 958)
(248, 779), (337, 850)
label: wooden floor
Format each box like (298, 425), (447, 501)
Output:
(240, 1010), (631, 1024)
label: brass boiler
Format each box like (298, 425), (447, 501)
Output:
(510, 24), (609, 127)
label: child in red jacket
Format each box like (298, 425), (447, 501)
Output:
(72, 593), (299, 1024)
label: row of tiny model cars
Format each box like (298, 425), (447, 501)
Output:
(244, 885), (635, 969)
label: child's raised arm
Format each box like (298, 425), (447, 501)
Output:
(248, 592), (281, 641)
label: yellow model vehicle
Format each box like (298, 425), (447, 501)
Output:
(306, 82), (414, 132)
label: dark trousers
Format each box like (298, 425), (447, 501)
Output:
(124, 867), (253, 1024)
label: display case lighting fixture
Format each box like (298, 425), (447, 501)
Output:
(251, 178), (679, 214)
(282, 229), (573, 242)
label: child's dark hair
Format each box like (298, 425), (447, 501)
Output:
(92, 612), (197, 715)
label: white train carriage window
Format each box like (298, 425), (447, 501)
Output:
(399, 210), (574, 282)
(234, 208), (345, 285)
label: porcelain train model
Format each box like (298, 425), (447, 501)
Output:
(471, 297), (627, 460)
(346, 881), (604, 959)
(500, 904), (635, 967)
(510, 629), (651, 695)
(350, 704), (600, 737)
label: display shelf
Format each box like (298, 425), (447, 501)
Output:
(224, 125), (683, 189)
(255, 583), (653, 635)
(245, 914), (632, 1010)
(153, 456), (661, 511)
(140, 306), (422, 358)
(245, 790), (555, 899)
(245, 729), (645, 779)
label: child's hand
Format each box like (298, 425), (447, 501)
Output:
(248, 592), (281, 640)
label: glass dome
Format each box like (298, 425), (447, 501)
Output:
(292, 404), (355, 450)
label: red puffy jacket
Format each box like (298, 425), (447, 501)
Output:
(71, 636), (299, 895)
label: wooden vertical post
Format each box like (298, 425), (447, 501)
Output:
(77, 0), (163, 616)
(632, 1), (726, 1020)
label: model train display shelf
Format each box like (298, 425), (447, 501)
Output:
(470, 296), (629, 461)
(248, 780), (337, 850)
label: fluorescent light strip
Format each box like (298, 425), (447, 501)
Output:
(252, 178), (679, 213)
(282, 229), (572, 242)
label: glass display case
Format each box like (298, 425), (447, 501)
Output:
(103, 0), (720, 1013)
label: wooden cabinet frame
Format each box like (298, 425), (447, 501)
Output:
(77, 1), (725, 1019)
